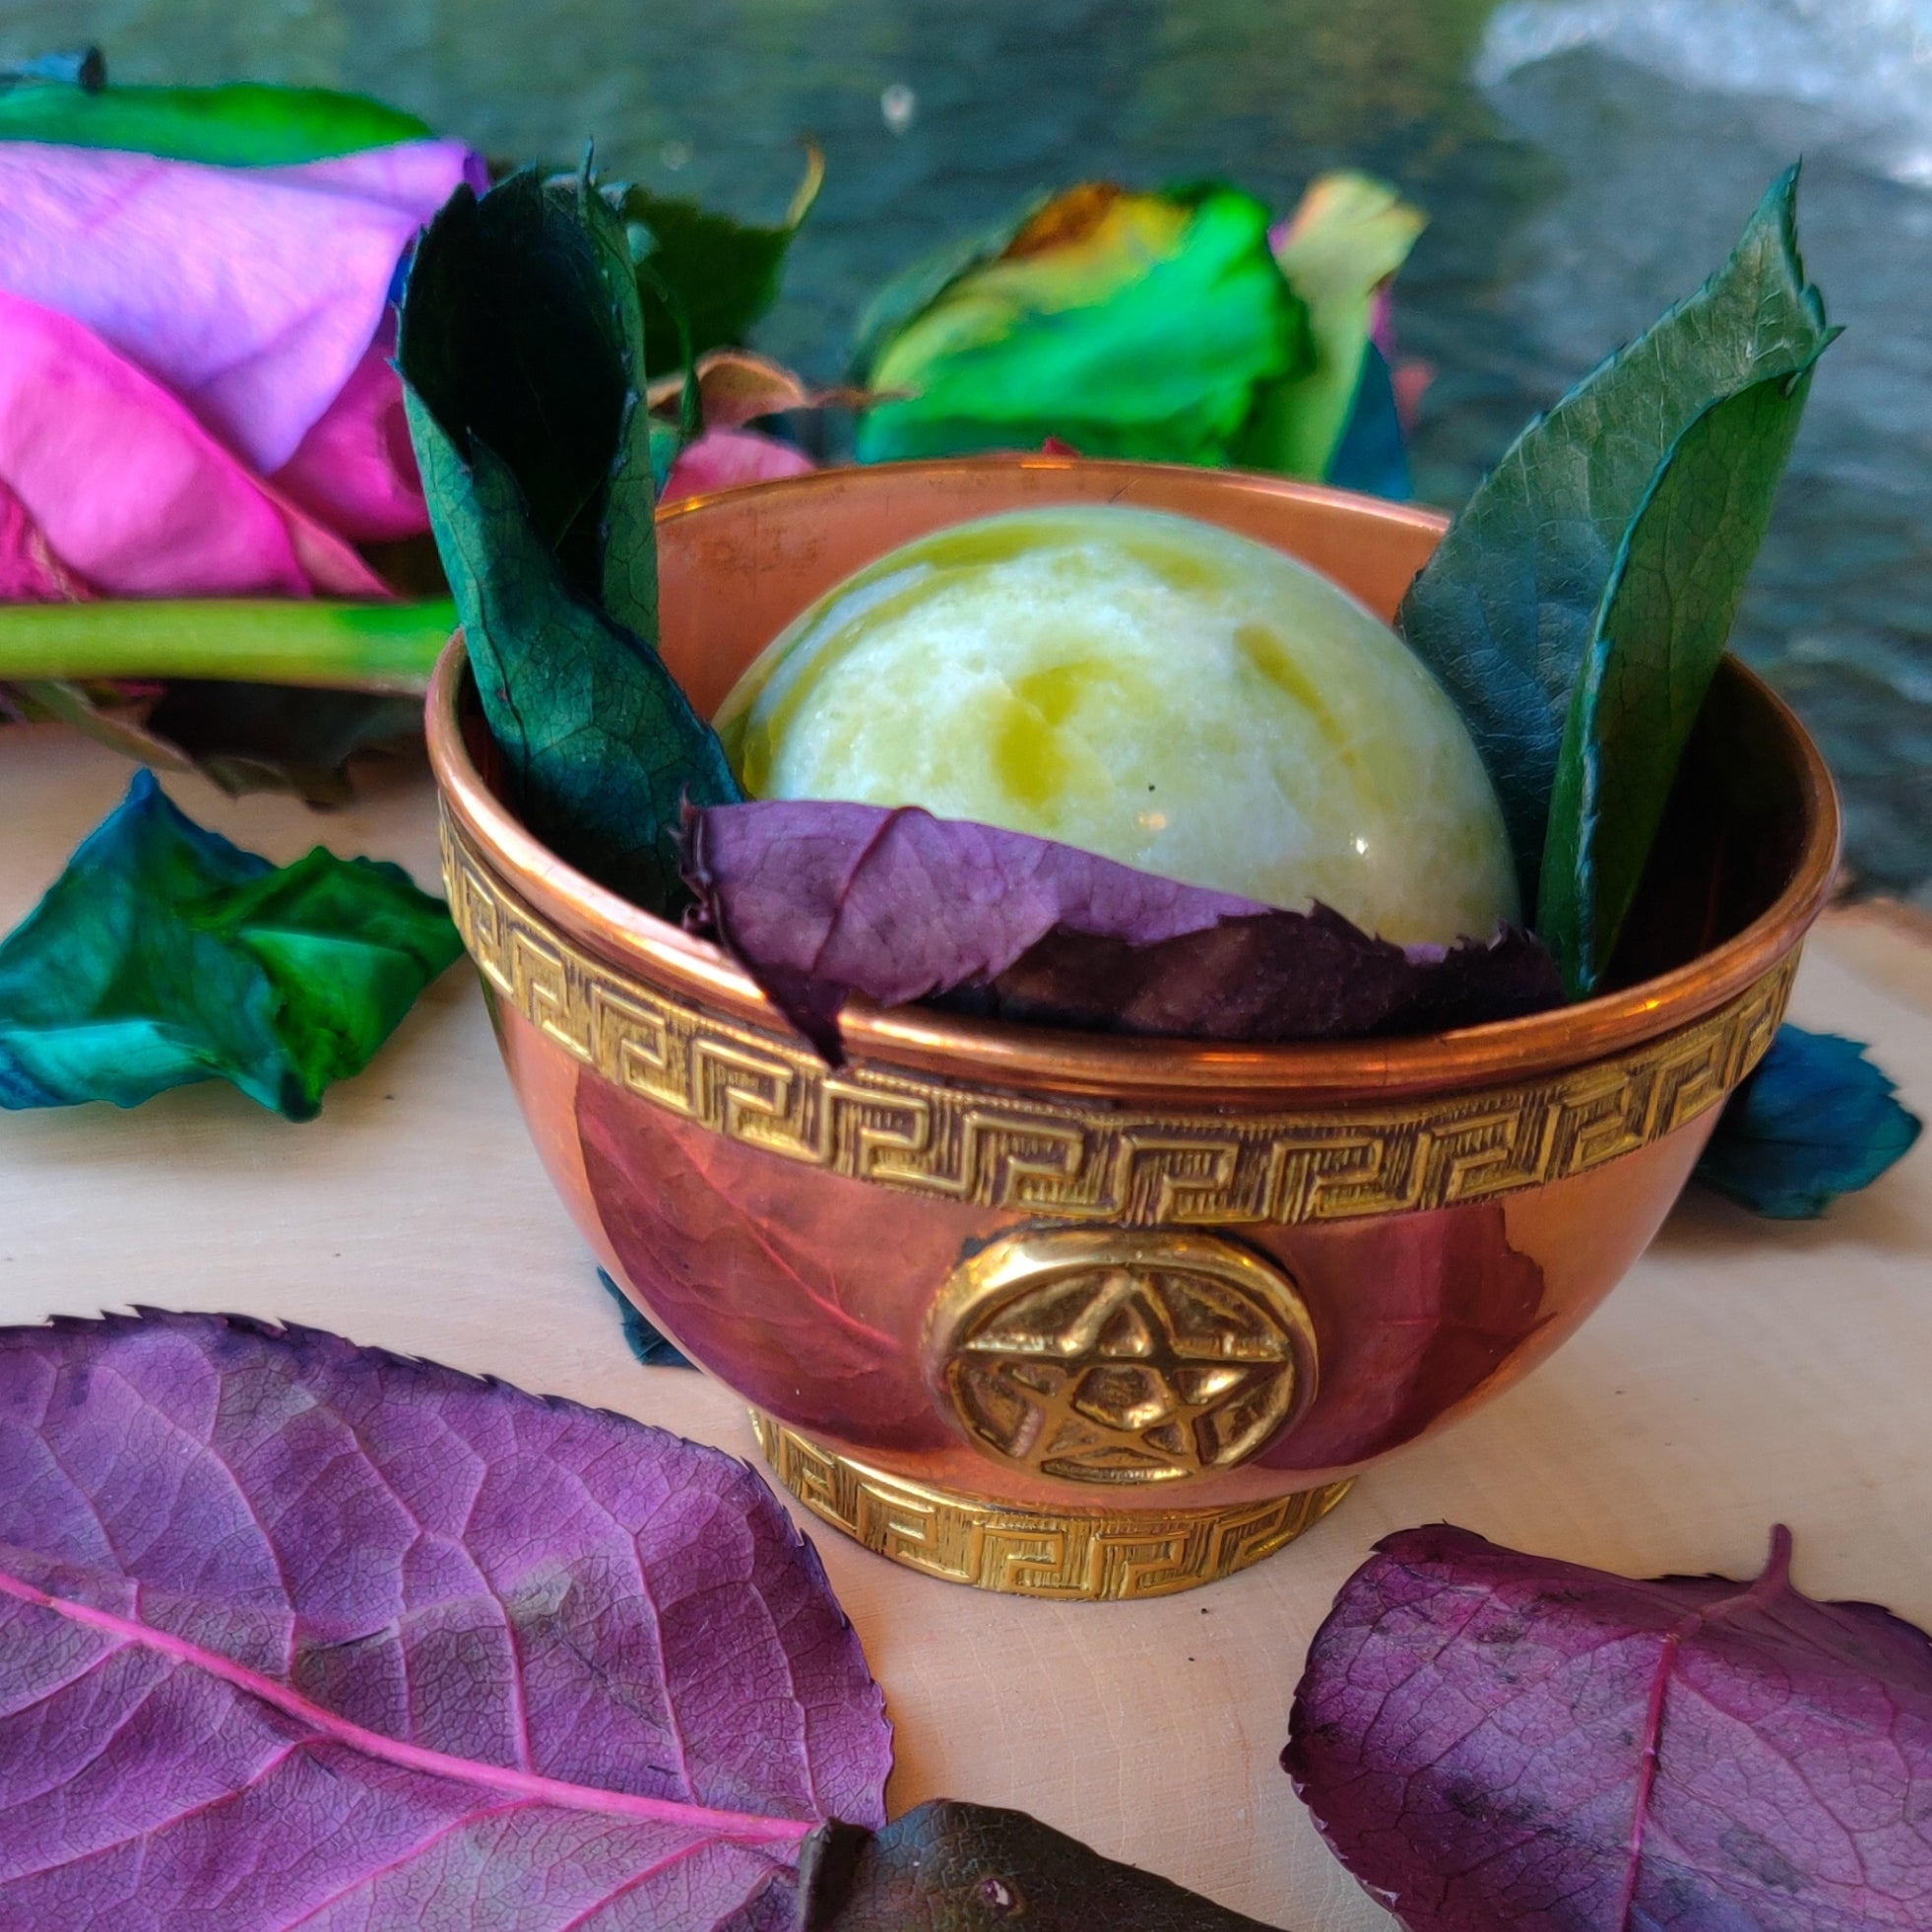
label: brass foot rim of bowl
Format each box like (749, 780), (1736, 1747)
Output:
(749, 1410), (1353, 1600)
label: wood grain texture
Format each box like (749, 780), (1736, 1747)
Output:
(0, 724), (1927, 1932)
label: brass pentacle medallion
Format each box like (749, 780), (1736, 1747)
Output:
(929, 1228), (1317, 1485)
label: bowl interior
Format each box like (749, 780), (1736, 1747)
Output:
(439, 457), (1837, 1101)
(655, 458), (1822, 986)
(653, 456), (1449, 718)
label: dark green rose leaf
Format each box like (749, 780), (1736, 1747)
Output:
(406, 423), (738, 913)
(853, 183), (1309, 466)
(400, 166), (740, 915)
(398, 166), (656, 634)
(800, 1803), (1279, 1932)
(1538, 371), (1818, 995)
(1398, 166), (1835, 897)
(647, 417), (685, 492)
(631, 250), (702, 481)
(0, 770), (459, 1118)
(596, 1268), (692, 1369)
(582, 170), (665, 632)
(141, 683), (426, 805)
(0, 62), (433, 164)
(3, 677), (424, 809)
(621, 143), (820, 372)
(1696, 1024), (1922, 1218)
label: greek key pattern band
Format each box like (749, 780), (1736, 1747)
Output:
(443, 810), (1795, 1228)
(749, 1412), (1352, 1599)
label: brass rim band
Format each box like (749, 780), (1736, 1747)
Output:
(751, 1411), (1352, 1599)
(443, 810), (1794, 1228)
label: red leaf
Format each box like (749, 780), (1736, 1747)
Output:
(1285, 1524), (1932, 1930)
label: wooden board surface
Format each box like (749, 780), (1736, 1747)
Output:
(2, 725), (1928, 1930)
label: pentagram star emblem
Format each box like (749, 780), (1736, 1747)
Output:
(942, 1245), (1310, 1484)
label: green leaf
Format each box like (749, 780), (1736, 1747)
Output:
(0, 73), (433, 165)
(400, 169), (738, 908)
(408, 423), (736, 910)
(398, 169), (656, 632)
(1323, 339), (1411, 499)
(800, 1802), (1276, 1931)
(1398, 166), (1836, 897)
(853, 184), (1309, 465)
(399, 167), (739, 915)
(621, 143), (821, 371)
(596, 1269), (692, 1369)
(400, 161), (738, 908)
(400, 167), (738, 912)
(648, 417), (685, 493)
(1236, 170), (1424, 481)
(848, 193), (1047, 382)
(1695, 1024), (1921, 1219)
(1538, 372), (1816, 993)
(632, 249), (703, 481)
(0, 771), (459, 1118)
(579, 163), (663, 639)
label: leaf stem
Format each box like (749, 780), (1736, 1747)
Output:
(1614, 1527), (1805, 1930)
(0, 1565), (813, 1849)
(0, 599), (457, 694)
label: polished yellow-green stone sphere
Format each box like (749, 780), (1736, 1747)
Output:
(715, 505), (1517, 946)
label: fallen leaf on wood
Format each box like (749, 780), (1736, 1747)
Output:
(0, 770), (458, 1115)
(1286, 1523), (1932, 1930)
(1695, 1022), (1921, 1217)
(801, 1801), (1282, 1931)
(0, 1310), (891, 1925)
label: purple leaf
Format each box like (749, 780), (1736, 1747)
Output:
(0, 1311), (890, 1926)
(1284, 1524), (1932, 1930)
(683, 801), (1560, 1061)
(0, 139), (475, 474)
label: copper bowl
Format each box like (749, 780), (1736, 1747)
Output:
(426, 456), (1839, 1600)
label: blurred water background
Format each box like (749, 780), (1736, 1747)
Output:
(9, 0), (1931, 893)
